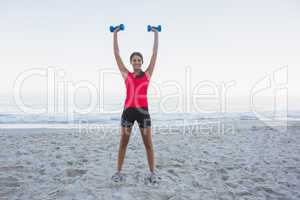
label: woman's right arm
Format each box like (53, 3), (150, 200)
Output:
(113, 29), (129, 80)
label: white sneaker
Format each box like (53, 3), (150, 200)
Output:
(147, 171), (161, 184)
(111, 171), (125, 182)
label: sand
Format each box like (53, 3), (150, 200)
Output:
(0, 118), (300, 200)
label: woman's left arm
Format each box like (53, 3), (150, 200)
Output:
(145, 29), (159, 78)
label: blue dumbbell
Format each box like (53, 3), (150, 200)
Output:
(109, 24), (125, 33)
(147, 25), (161, 32)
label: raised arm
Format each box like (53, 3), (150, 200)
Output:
(113, 28), (129, 80)
(145, 29), (159, 78)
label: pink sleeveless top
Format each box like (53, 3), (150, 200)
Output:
(124, 72), (150, 108)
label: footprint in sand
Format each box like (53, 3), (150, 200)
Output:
(65, 169), (87, 177)
(0, 176), (21, 188)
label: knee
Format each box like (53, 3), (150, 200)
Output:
(120, 141), (129, 150)
(119, 135), (130, 149)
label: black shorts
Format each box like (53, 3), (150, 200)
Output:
(121, 107), (151, 128)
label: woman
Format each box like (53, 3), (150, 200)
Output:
(111, 25), (159, 183)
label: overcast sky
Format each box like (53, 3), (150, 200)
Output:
(1, 0), (300, 112)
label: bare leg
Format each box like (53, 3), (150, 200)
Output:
(117, 126), (133, 172)
(139, 127), (155, 172)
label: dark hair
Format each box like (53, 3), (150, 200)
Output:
(130, 52), (143, 64)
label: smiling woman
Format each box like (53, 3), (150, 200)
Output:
(129, 52), (145, 77)
(110, 24), (160, 184)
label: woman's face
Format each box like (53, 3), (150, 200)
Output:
(130, 55), (143, 70)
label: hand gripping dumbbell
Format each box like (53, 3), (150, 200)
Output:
(147, 25), (161, 32)
(109, 24), (125, 32)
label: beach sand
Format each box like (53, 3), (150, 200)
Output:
(0, 118), (300, 200)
